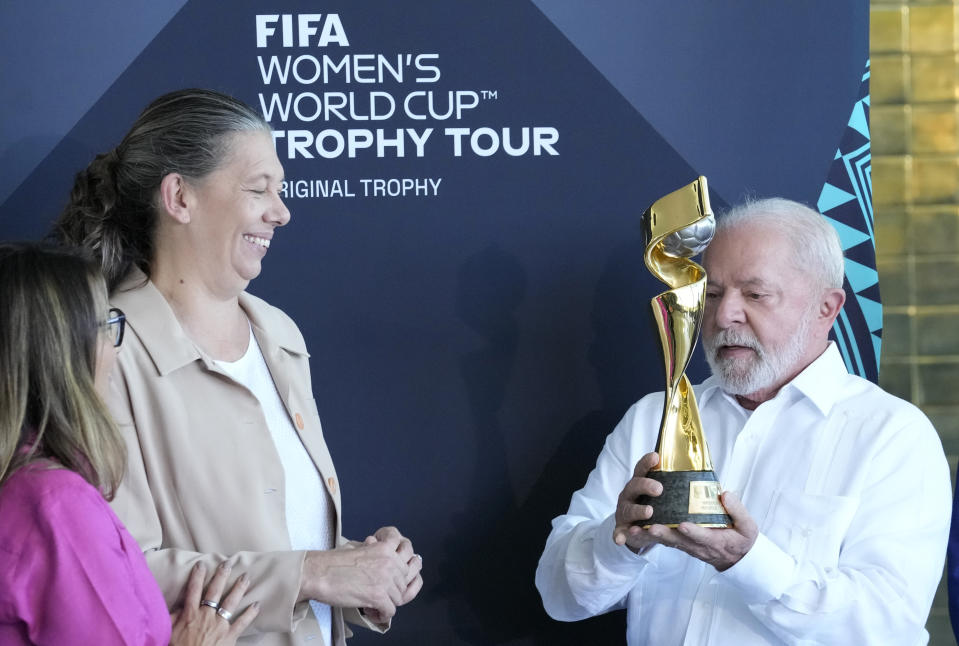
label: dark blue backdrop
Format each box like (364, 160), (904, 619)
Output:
(0, 2), (870, 643)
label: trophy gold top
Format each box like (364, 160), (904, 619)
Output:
(642, 175), (714, 290)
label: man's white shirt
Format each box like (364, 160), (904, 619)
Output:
(536, 343), (951, 645)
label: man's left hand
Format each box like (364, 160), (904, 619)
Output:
(646, 491), (758, 571)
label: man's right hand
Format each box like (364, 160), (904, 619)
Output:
(299, 527), (422, 620)
(612, 452), (663, 553)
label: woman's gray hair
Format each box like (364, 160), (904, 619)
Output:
(53, 89), (270, 290)
(713, 197), (846, 291)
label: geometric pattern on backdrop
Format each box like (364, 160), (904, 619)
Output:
(819, 60), (879, 383)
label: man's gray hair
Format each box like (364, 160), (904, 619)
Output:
(713, 197), (845, 290)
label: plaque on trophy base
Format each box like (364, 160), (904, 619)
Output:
(638, 471), (730, 528)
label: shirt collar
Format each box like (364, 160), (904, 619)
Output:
(696, 341), (848, 417)
(784, 342), (848, 416)
(697, 375), (726, 408)
(111, 269), (307, 376)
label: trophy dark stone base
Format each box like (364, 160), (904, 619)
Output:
(635, 470), (731, 528)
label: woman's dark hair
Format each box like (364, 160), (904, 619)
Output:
(52, 89), (269, 290)
(0, 242), (124, 498)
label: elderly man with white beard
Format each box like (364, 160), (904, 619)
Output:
(536, 198), (952, 645)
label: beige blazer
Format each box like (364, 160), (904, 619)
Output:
(107, 274), (378, 645)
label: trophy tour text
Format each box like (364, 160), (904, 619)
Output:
(254, 13), (559, 160)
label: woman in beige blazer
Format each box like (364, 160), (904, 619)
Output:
(54, 89), (423, 646)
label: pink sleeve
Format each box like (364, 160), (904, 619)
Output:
(0, 467), (170, 646)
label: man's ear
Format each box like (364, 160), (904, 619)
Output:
(818, 287), (846, 328)
(158, 173), (191, 224)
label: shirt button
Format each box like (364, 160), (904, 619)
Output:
(294, 412), (305, 429)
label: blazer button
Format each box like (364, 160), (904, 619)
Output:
(294, 413), (305, 430)
(328, 477), (337, 495)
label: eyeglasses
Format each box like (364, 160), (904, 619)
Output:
(103, 308), (126, 348)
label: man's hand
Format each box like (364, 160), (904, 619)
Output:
(612, 456), (758, 570)
(612, 452), (664, 553)
(299, 526), (423, 621)
(646, 491), (758, 571)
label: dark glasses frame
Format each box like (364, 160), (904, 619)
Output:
(104, 307), (126, 348)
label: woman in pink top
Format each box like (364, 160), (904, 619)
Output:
(0, 243), (259, 645)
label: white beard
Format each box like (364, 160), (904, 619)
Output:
(703, 314), (811, 397)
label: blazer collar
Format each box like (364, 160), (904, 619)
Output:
(111, 270), (306, 377)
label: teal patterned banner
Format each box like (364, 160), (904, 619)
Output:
(819, 61), (879, 382)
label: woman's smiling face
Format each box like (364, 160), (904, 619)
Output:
(184, 130), (290, 292)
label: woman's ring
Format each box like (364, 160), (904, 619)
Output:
(216, 607), (234, 621)
(200, 599), (220, 610)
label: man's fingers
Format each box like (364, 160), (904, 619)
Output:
(721, 491), (757, 535)
(614, 510), (656, 539)
(617, 499), (654, 526)
(619, 471), (663, 505)
(614, 466), (664, 546)
(616, 454), (664, 531)
(633, 452), (660, 477)
(648, 524), (708, 558)
(613, 525), (643, 545)
(720, 491), (745, 521)
(676, 521), (714, 543)
(646, 524), (683, 547)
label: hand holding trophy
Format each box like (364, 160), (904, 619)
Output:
(636, 176), (730, 528)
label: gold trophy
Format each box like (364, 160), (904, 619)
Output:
(636, 176), (730, 528)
